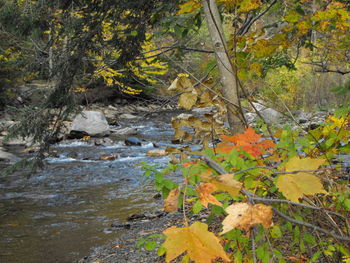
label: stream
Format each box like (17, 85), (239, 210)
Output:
(0, 111), (181, 263)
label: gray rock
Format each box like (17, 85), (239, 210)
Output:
(259, 108), (283, 124)
(125, 137), (142, 146)
(191, 106), (215, 114)
(111, 127), (138, 136)
(70, 111), (110, 137)
(248, 102), (283, 124)
(119, 113), (139, 119)
(0, 149), (21, 163)
(2, 136), (34, 147)
(244, 112), (258, 123)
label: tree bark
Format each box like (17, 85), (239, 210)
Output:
(201, 0), (244, 134)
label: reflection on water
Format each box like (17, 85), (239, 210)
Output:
(0, 111), (180, 263)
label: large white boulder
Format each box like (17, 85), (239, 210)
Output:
(70, 111), (110, 137)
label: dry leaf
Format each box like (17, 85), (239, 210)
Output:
(168, 76), (195, 92)
(196, 183), (222, 208)
(164, 188), (180, 213)
(178, 92), (198, 110)
(211, 174), (242, 197)
(100, 155), (117, 161)
(146, 149), (168, 157)
(221, 203), (273, 234)
(163, 221), (230, 263)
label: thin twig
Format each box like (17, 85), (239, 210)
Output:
(272, 208), (350, 242)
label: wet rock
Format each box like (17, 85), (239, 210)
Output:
(70, 111), (110, 137)
(0, 149), (21, 163)
(68, 130), (89, 139)
(120, 113), (138, 119)
(127, 211), (166, 221)
(111, 127), (138, 136)
(111, 223), (131, 229)
(2, 136), (34, 147)
(191, 106), (215, 114)
(125, 137), (142, 146)
(93, 137), (114, 146)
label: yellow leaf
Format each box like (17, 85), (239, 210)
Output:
(178, 92), (198, 110)
(238, 0), (261, 12)
(221, 203), (273, 234)
(276, 157), (327, 202)
(196, 183), (222, 208)
(163, 221), (230, 263)
(177, 0), (201, 15)
(164, 188), (180, 213)
(284, 156), (325, 172)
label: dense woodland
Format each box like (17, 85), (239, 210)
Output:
(1, 0), (350, 262)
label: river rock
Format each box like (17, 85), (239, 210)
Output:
(119, 113), (138, 119)
(251, 102), (282, 124)
(124, 137), (142, 146)
(111, 127), (138, 136)
(70, 111), (110, 137)
(0, 149), (21, 163)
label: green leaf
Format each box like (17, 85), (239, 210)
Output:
(157, 245), (166, 256)
(310, 251), (322, 262)
(344, 199), (350, 210)
(234, 250), (243, 263)
(192, 199), (203, 214)
(303, 233), (316, 245)
(144, 241), (158, 251)
(271, 225), (282, 239)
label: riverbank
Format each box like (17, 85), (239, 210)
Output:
(76, 211), (183, 263)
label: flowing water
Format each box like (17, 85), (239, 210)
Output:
(0, 111), (182, 263)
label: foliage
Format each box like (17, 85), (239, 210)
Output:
(141, 110), (350, 262)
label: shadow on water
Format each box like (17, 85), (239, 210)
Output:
(0, 111), (182, 263)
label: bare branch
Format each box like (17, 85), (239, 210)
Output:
(237, 0), (278, 36)
(273, 208), (350, 241)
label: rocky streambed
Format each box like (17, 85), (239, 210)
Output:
(0, 107), (185, 263)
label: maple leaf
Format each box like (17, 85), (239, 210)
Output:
(164, 187), (180, 213)
(276, 157), (327, 202)
(163, 221), (230, 263)
(196, 183), (222, 208)
(200, 173), (242, 197)
(221, 203), (273, 234)
(217, 126), (275, 157)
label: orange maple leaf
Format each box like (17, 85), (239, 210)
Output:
(196, 183), (222, 208)
(216, 127), (275, 157)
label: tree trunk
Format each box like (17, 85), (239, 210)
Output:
(201, 0), (244, 134)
